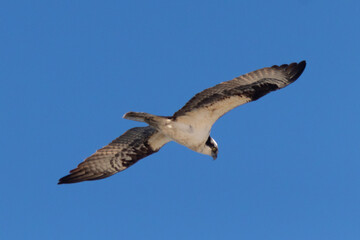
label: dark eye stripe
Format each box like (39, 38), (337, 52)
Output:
(206, 136), (213, 147)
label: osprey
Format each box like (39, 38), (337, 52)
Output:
(58, 61), (306, 184)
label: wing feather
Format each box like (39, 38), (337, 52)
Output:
(172, 61), (306, 126)
(58, 126), (170, 184)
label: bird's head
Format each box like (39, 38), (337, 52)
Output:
(204, 136), (218, 160)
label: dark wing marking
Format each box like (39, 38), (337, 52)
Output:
(58, 126), (170, 184)
(172, 61), (306, 125)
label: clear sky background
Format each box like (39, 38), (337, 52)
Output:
(1, 1), (360, 239)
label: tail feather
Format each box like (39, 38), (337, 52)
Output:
(123, 112), (157, 122)
(123, 112), (171, 129)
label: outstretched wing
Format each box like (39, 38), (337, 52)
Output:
(58, 126), (170, 184)
(172, 61), (306, 126)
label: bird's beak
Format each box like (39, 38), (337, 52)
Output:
(211, 152), (217, 160)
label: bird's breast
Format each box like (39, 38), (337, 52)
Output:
(159, 120), (209, 151)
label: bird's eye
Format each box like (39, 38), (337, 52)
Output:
(212, 147), (217, 152)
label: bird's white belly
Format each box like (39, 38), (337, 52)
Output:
(159, 120), (210, 152)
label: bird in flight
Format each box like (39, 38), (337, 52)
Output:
(58, 61), (306, 184)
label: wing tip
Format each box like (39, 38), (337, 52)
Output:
(57, 173), (110, 184)
(272, 60), (306, 83)
(57, 179), (71, 185)
(57, 171), (86, 184)
(289, 60), (306, 82)
(58, 167), (112, 184)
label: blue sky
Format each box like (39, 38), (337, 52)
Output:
(1, 0), (360, 239)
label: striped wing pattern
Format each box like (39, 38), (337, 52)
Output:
(172, 61), (306, 124)
(58, 126), (169, 184)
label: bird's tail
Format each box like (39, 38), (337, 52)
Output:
(123, 112), (170, 128)
(123, 112), (154, 122)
